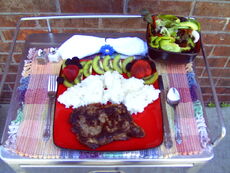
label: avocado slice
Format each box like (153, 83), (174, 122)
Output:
(150, 36), (164, 49)
(102, 55), (113, 72)
(122, 56), (134, 73)
(143, 72), (159, 85)
(92, 55), (105, 74)
(83, 60), (92, 77)
(180, 46), (191, 52)
(112, 54), (123, 74)
(160, 40), (181, 52)
(188, 19), (201, 31)
(178, 20), (199, 31)
(155, 36), (175, 46)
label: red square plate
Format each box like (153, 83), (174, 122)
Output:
(53, 62), (163, 151)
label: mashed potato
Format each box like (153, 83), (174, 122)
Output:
(58, 71), (160, 114)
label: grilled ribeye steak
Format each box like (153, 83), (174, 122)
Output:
(70, 103), (145, 149)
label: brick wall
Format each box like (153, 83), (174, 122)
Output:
(0, 0), (229, 104)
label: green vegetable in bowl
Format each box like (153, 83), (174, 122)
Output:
(142, 11), (201, 53)
(177, 19), (200, 31)
(160, 40), (181, 52)
(158, 15), (180, 22)
(150, 36), (176, 50)
(149, 36), (159, 48)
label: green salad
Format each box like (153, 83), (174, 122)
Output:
(142, 12), (201, 53)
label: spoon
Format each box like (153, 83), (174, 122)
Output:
(167, 87), (182, 144)
(158, 76), (173, 149)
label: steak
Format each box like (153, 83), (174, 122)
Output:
(70, 103), (145, 149)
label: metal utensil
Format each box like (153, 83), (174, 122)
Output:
(167, 87), (182, 144)
(43, 75), (57, 141)
(158, 76), (173, 149)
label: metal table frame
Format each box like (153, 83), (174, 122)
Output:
(0, 15), (226, 173)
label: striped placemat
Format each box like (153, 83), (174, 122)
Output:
(4, 48), (210, 159)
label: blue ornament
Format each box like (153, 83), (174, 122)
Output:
(100, 45), (115, 56)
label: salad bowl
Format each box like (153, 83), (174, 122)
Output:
(143, 13), (201, 63)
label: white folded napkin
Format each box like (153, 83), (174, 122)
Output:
(58, 35), (147, 59)
(106, 37), (147, 57)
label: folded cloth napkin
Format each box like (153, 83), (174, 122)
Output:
(58, 35), (147, 59)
